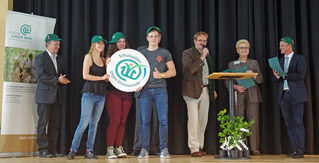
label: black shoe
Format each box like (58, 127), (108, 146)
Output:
(54, 153), (64, 157)
(51, 151), (64, 157)
(130, 150), (140, 156)
(84, 151), (98, 159)
(39, 151), (54, 158)
(287, 152), (294, 157)
(67, 151), (76, 160)
(292, 151), (304, 158)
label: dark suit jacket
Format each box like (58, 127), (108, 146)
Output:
(226, 59), (264, 102)
(35, 50), (66, 104)
(181, 47), (215, 102)
(275, 53), (307, 103)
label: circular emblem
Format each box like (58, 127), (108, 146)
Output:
(107, 49), (150, 92)
(20, 24), (32, 35)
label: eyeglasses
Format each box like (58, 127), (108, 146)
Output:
(196, 39), (207, 42)
(238, 47), (249, 50)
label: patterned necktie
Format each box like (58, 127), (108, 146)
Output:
(283, 56), (289, 90)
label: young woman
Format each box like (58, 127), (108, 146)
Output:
(105, 32), (133, 159)
(67, 35), (109, 159)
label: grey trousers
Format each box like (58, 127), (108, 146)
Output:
(236, 92), (260, 151)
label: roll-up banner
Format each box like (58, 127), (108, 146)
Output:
(0, 11), (56, 157)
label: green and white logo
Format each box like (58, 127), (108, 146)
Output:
(107, 49), (150, 92)
(20, 24), (32, 35)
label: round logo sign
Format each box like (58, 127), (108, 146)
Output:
(20, 24), (32, 35)
(107, 49), (150, 92)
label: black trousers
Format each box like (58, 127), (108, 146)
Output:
(280, 91), (305, 153)
(36, 99), (61, 153)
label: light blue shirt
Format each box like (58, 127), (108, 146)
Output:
(283, 52), (294, 90)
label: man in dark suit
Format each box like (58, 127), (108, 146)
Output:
(35, 34), (71, 157)
(273, 37), (307, 158)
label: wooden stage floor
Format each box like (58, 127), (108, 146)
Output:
(0, 154), (319, 163)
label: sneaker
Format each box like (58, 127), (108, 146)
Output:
(84, 151), (98, 159)
(66, 151), (76, 160)
(138, 148), (149, 158)
(160, 148), (170, 158)
(106, 146), (117, 159)
(115, 146), (127, 158)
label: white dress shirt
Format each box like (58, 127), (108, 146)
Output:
(46, 49), (58, 73)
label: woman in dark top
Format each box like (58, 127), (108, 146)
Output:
(105, 32), (133, 159)
(67, 35), (109, 159)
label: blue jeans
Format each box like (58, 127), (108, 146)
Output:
(70, 92), (105, 152)
(140, 87), (168, 151)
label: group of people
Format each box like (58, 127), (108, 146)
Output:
(34, 26), (307, 160)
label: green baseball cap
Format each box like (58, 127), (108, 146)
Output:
(91, 35), (108, 45)
(110, 32), (126, 43)
(280, 37), (295, 48)
(45, 34), (62, 42)
(146, 26), (162, 35)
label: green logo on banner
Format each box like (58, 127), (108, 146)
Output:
(20, 24), (32, 35)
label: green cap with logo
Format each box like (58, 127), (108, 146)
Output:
(110, 32), (126, 43)
(91, 35), (108, 45)
(280, 37), (295, 48)
(45, 34), (62, 42)
(146, 26), (162, 35)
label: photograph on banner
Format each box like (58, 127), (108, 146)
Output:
(4, 47), (41, 83)
(107, 49), (150, 92)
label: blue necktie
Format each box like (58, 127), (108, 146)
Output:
(283, 56), (289, 90)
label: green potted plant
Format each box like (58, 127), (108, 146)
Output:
(217, 109), (255, 158)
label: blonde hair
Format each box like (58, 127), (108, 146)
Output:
(236, 39), (250, 48)
(88, 42), (104, 57)
(194, 31), (208, 40)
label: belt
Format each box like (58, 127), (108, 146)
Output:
(201, 85), (208, 88)
(283, 89), (290, 92)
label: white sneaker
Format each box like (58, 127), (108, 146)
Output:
(115, 146), (127, 158)
(160, 148), (170, 158)
(106, 146), (117, 159)
(138, 148), (149, 158)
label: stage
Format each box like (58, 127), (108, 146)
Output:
(0, 155), (318, 163)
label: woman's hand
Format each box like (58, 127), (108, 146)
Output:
(234, 84), (246, 93)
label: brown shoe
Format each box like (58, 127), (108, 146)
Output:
(252, 150), (260, 155)
(199, 148), (207, 155)
(191, 151), (202, 157)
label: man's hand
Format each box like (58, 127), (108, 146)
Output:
(273, 70), (280, 79)
(153, 67), (162, 79)
(234, 84), (245, 93)
(200, 47), (209, 60)
(58, 74), (71, 85)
